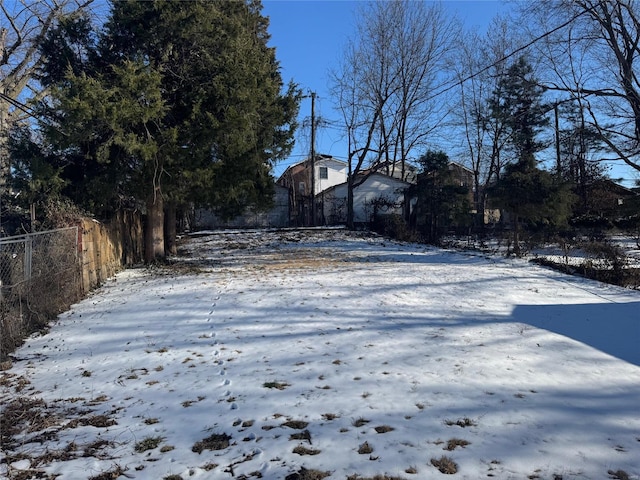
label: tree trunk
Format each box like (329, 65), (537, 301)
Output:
(512, 213), (521, 256)
(145, 188), (165, 263)
(164, 202), (177, 256)
(347, 174), (355, 229)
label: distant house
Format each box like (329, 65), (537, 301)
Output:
(321, 172), (412, 225)
(583, 179), (640, 218)
(277, 155), (347, 226)
(195, 184), (290, 229)
(362, 161), (419, 184)
(447, 162), (475, 191)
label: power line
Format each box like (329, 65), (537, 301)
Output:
(0, 91), (40, 120)
(428, 6), (594, 103)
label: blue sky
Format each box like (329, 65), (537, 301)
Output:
(262, 0), (514, 178)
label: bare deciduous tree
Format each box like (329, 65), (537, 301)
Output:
(0, 0), (94, 210)
(453, 16), (517, 228)
(531, 0), (640, 174)
(331, 0), (458, 228)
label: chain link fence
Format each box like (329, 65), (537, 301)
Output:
(1, 227), (81, 360)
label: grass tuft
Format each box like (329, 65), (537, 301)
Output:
(374, 425), (394, 434)
(358, 441), (374, 454)
(352, 417), (370, 427)
(347, 475), (408, 480)
(292, 445), (322, 455)
(282, 420), (309, 429)
(444, 417), (477, 428)
(134, 436), (164, 453)
(263, 381), (290, 390)
(285, 467), (331, 480)
(289, 429), (312, 443)
(608, 470), (630, 480)
(192, 432), (232, 453)
(444, 438), (470, 450)
(430, 455), (458, 474)
(88, 464), (128, 480)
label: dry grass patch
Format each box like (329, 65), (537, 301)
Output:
(134, 436), (164, 453)
(444, 438), (470, 450)
(83, 439), (114, 457)
(263, 381), (290, 390)
(289, 429), (312, 443)
(358, 441), (374, 454)
(431, 455), (458, 474)
(88, 464), (128, 480)
(67, 414), (116, 429)
(192, 432), (232, 453)
(0, 397), (48, 446)
(352, 417), (370, 427)
(347, 475), (408, 480)
(445, 417), (477, 428)
(374, 425), (394, 433)
(608, 470), (630, 480)
(293, 445), (322, 455)
(285, 467), (331, 480)
(282, 420), (309, 429)
(87, 394), (109, 405)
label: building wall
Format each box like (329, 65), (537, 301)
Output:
(315, 158), (348, 195)
(196, 186), (290, 229)
(322, 174), (410, 224)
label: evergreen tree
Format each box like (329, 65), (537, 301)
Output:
(34, 0), (300, 261)
(412, 150), (470, 245)
(489, 57), (575, 253)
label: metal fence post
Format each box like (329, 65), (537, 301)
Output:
(24, 234), (33, 282)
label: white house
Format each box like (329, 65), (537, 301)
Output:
(320, 172), (412, 225)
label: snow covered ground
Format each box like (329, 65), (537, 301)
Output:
(1, 229), (639, 480)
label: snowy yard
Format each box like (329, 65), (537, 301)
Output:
(1, 229), (639, 480)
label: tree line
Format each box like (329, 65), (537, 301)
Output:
(1, 0), (639, 259)
(330, 0), (640, 249)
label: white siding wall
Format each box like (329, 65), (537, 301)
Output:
(315, 159), (347, 194)
(322, 174), (409, 224)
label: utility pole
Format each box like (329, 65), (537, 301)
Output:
(554, 102), (561, 176)
(310, 91), (316, 227)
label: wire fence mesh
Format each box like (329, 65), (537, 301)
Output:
(1, 227), (81, 360)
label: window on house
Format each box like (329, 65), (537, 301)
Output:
(298, 182), (306, 194)
(319, 166), (328, 179)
